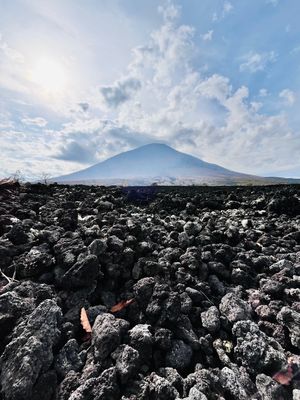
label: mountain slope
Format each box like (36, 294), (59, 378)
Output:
(53, 143), (300, 185)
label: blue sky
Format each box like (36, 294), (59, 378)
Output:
(0, 0), (300, 179)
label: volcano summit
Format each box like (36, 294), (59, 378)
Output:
(54, 143), (299, 186)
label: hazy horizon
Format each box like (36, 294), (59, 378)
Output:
(1, 0), (299, 180)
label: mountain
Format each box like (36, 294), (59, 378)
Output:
(53, 143), (300, 186)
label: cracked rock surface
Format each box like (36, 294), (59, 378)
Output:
(0, 183), (300, 399)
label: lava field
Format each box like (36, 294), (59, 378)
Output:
(0, 182), (300, 400)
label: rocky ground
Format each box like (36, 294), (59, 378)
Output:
(0, 182), (300, 400)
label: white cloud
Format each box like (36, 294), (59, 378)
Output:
(259, 88), (268, 97)
(250, 102), (263, 112)
(100, 77), (141, 108)
(213, 1), (233, 22)
(266, 0), (279, 6)
(21, 117), (48, 127)
(1, 1), (299, 179)
(212, 13), (218, 22)
(41, 3), (299, 176)
(196, 74), (231, 103)
(223, 1), (234, 14)
(0, 34), (28, 94)
(201, 30), (214, 41)
(0, 111), (14, 130)
(279, 89), (296, 105)
(54, 141), (98, 164)
(0, 34), (24, 63)
(158, 1), (180, 22)
(240, 51), (277, 73)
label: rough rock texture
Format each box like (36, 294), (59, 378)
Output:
(0, 182), (299, 399)
(0, 299), (62, 400)
(92, 313), (129, 362)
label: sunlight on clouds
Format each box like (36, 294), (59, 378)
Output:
(0, 0), (300, 179)
(29, 57), (67, 95)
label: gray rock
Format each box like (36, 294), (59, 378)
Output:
(147, 372), (179, 400)
(68, 367), (119, 400)
(260, 278), (284, 297)
(56, 371), (81, 400)
(269, 259), (294, 273)
(165, 340), (193, 370)
(201, 306), (220, 333)
(154, 328), (173, 350)
(0, 299), (62, 400)
(107, 235), (123, 252)
(175, 315), (200, 350)
(178, 232), (190, 248)
(53, 236), (86, 270)
(293, 389), (300, 400)
(184, 368), (218, 397)
(256, 373), (290, 400)
(133, 277), (155, 309)
(88, 239), (107, 256)
(92, 313), (129, 362)
(241, 219), (252, 228)
(14, 244), (54, 278)
(129, 324), (153, 362)
(277, 306), (300, 348)
(55, 339), (83, 379)
(61, 255), (100, 288)
(180, 291), (193, 314)
(0, 289), (35, 339)
(233, 320), (285, 374)
(219, 292), (252, 323)
(184, 387), (208, 400)
(7, 223), (28, 244)
(184, 221), (201, 236)
(31, 370), (57, 400)
(96, 200), (114, 211)
(111, 344), (140, 384)
(158, 367), (184, 396)
(185, 287), (204, 305)
(220, 367), (248, 400)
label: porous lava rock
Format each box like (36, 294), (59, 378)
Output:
(0, 182), (299, 399)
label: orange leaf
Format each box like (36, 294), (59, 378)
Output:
(80, 307), (92, 333)
(110, 298), (135, 313)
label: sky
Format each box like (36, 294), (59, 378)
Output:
(0, 0), (300, 180)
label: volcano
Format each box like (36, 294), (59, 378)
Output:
(53, 143), (300, 185)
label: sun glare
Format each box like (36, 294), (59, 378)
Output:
(30, 57), (67, 94)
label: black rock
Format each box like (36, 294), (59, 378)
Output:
(1, 183), (300, 399)
(7, 223), (28, 245)
(92, 313), (129, 362)
(129, 324), (153, 363)
(219, 292), (252, 323)
(14, 244), (54, 278)
(60, 254), (100, 288)
(68, 367), (119, 400)
(111, 344), (140, 384)
(55, 339), (83, 379)
(256, 373), (290, 400)
(201, 306), (220, 333)
(0, 299), (62, 400)
(165, 340), (193, 370)
(277, 306), (300, 349)
(233, 320), (285, 374)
